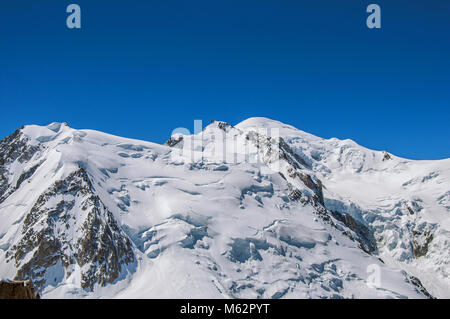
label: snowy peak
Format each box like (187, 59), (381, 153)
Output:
(0, 118), (448, 298)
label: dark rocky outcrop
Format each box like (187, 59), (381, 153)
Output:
(382, 151), (392, 161)
(278, 137), (311, 169)
(408, 275), (435, 299)
(330, 211), (377, 253)
(0, 128), (40, 204)
(15, 164), (41, 189)
(412, 229), (434, 258)
(6, 168), (136, 291)
(0, 280), (40, 299)
(286, 167), (324, 205)
(210, 120), (236, 132)
(165, 135), (184, 147)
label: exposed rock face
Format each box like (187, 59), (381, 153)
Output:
(286, 167), (324, 205)
(0, 128), (40, 204)
(412, 225), (435, 258)
(330, 211), (377, 253)
(382, 151), (392, 161)
(166, 135), (184, 147)
(278, 137), (311, 169)
(0, 280), (40, 299)
(5, 168), (136, 291)
(408, 276), (435, 299)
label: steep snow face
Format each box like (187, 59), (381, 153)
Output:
(0, 118), (446, 298)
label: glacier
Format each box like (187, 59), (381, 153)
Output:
(0, 117), (448, 299)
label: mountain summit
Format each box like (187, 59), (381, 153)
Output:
(0, 118), (448, 298)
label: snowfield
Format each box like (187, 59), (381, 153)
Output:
(0, 118), (448, 298)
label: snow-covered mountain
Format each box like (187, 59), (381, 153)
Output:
(0, 118), (448, 298)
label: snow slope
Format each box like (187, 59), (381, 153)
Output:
(237, 117), (450, 298)
(0, 118), (448, 298)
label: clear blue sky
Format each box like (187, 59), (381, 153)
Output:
(1, 0), (449, 159)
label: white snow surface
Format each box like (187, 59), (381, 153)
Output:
(0, 118), (448, 298)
